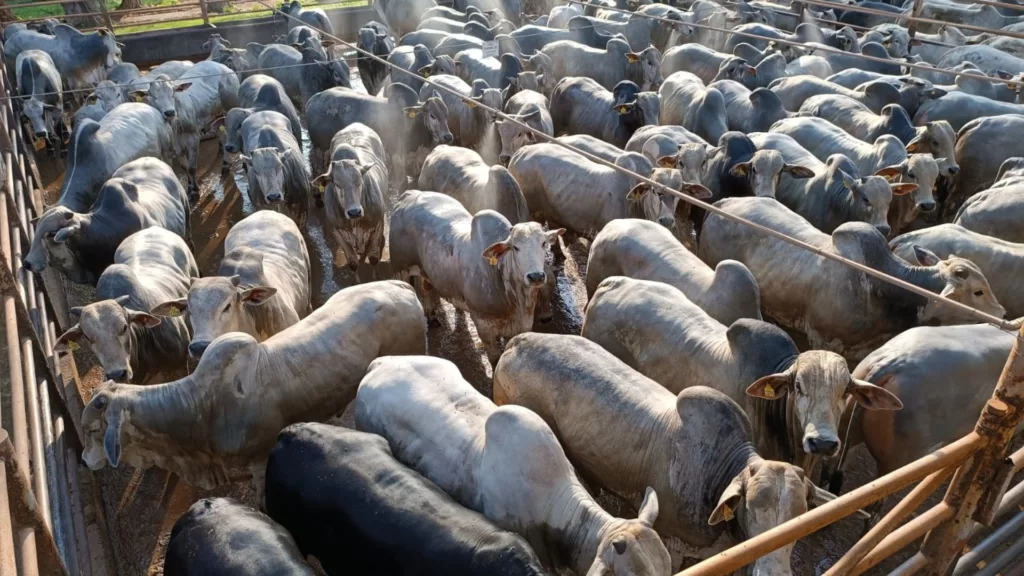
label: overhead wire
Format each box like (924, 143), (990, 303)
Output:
(254, 0), (1019, 334)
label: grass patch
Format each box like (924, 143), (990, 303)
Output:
(113, 0), (366, 34)
(9, 0), (174, 20)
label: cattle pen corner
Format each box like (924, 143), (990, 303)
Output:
(0, 0), (1022, 573)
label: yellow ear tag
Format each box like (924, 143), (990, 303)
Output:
(487, 255), (498, 266)
(168, 306), (181, 318)
(69, 340), (80, 352)
(407, 110), (417, 119)
(763, 384), (775, 398)
(722, 505), (734, 521)
(34, 138), (46, 151)
(218, 125), (226, 133)
(616, 105), (629, 114)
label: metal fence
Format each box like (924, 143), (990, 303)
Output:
(0, 50), (95, 576)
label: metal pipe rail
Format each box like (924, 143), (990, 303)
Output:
(0, 46), (97, 576)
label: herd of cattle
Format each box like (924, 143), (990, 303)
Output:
(5, 0), (1024, 571)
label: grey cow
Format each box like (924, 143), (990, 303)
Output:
(496, 88), (553, 165)
(493, 334), (824, 575)
(769, 76), (900, 113)
(709, 80), (789, 133)
(550, 77), (658, 149)
(799, 98), (917, 145)
(418, 145), (528, 224)
(255, 41), (351, 108)
(658, 72), (729, 144)
(891, 224), (1024, 319)
(80, 281), (426, 501)
(453, 51), (521, 91)
(25, 157), (190, 285)
(846, 324), (1014, 477)
(582, 277), (902, 465)
(509, 143), (710, 238)
(280, 0), (334, 34)
(16, 50), (63, 156)
(376, 0), (439, 36)
(355, 355), (671, 576)
(237, 110), (309, 227)
(540, 38), (663, 92)
(224, 74), (303, 149)
(660, 44), (765, 88)
(387, 44), (454, 93)
(57, 103), (175, 213)
(3, 25), (120, 93)
(913, 91), (1024, 132)
(54, 228), (197, 383)
(312, 123), (389, 279)
(357, 22), (394, 97)
(770, 116), (909, 179)
(154, 210), (310, 359)
(389, 191), (562, 364)
(947, 116), (1024, 216)
(418, 74), (501, 150)
(72, 80), (126, 127)
(586, 218), (761, 325)
(699, 197), (1006, 360)
(305, 85), (453, 191)
(955, 157), (1024, 243)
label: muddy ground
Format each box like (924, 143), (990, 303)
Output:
(31, 70), (961, 575)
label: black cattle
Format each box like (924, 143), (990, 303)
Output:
(164, 497), (312, 576)
(266, 423), (550, 576)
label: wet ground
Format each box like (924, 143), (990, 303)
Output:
(33, 73), (930, 575)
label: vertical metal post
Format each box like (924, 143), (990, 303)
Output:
(906, 0), (925, 40)
(63, 440), (91, 576)
(52, 419), (80, 576)
(919, 326), (1024, 575)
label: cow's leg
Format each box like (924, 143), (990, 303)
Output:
(534, 264), (556, 324)
(331, 229), (358, 272)
(367, 226), (385, 282)
(420, 276), (441, 326)
(186, 132), (201, 202)
(471, 316), (503, 366)
(250, 463), (267, 511)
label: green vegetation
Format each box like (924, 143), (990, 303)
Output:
(7, 0), (366, 35)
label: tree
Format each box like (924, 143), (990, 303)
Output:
(117, 0), (143, 10)
(62, 0), (104, 27)
(0, 0), (16, 25)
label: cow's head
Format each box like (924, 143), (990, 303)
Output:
(912, 247), (1007, 322)
(405, 92), (453, 145)
(313, 155), (377, 221)
(587, 488), (671, 576)
(877, 154), (939, 215)
(746, 348), (902, 457)
(655, 143), (711, 191)
(133, 74), (191, 120)
(55, 297), (162, 382)
(481, 221), (562, 290)
(153, 272), (275, 359)
(730, 150), (814, 199)
(24, 206), (93, 283)
(835, 166), (907, 237)
(240, 147), (289, 205)
(906, 121), (958, 176)
(20, 96), (58, 141)
(221, 108), (253, 154)
(96, 28), (121, 67)
(496, 111), (540, 166)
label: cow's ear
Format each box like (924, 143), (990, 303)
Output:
(905, 135), (923, 153)
(129, 90), (146, 103)
(403, 106), (422, 119)
(656, 155), (677, 168)
(890, 183), (918, 196)
(127, 310), (162, 328)
(784, 164), (815, 179)
(86, 93), (98, 105)
(746, 368), (793, 400)
(848, 378), (903, 410)
(53, 325), (83, 353)
(359, 162), (376, 176)
(912, 244), (941, 266)
(625, 52), (641, 63)
(709, 475), (744, 525)
(729, 161), (750, 177)
(638, 487), (659, 527)
(874, 164), (903, 181)
(53, 222), (81, 244)
(241, 286), (277, 305)
(104, 407), (124, 467)
(546, 228), (565, 241)
(682, 182), (713, 199)
(312, 172), (331, 188)
(626, 183), (651, 201)
(173, 82), (192, 92)
(151, 298), (188, 318)
(482, 240), (512, 264)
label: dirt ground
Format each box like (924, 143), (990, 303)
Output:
(30, 69), (1000, 575)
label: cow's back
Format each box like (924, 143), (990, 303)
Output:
(224, 211), (310, 322)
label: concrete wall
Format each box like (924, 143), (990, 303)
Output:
(119, 5), (377, 65)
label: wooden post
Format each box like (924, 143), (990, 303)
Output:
(905, 0), (925, 40)
(198, 0), (210, 27)
(919, 324), (1024, 575)
(97, 0), (114, 31)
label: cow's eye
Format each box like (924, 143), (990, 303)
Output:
(907, 172), (915, 179)
(120, 324), (128, 335)
(223, 303), (231, 313)
(974, 290), (984, 297)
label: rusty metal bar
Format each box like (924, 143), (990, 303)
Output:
(905, 0), (926, 40)
(97, 0), (115, 32)
(0, 430), (64, 575)
(63, 439), (91, 576)
(917, 320), (1024, 575)
(199, 0), (211, 26)
(853, 503), (954, 575)
(954, 508), (1024, 576)
(798, 0), (1024, 40)
(38, 381), (66, 568)
(827, 467), (952, 576)
(677, 432), (982, 576)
